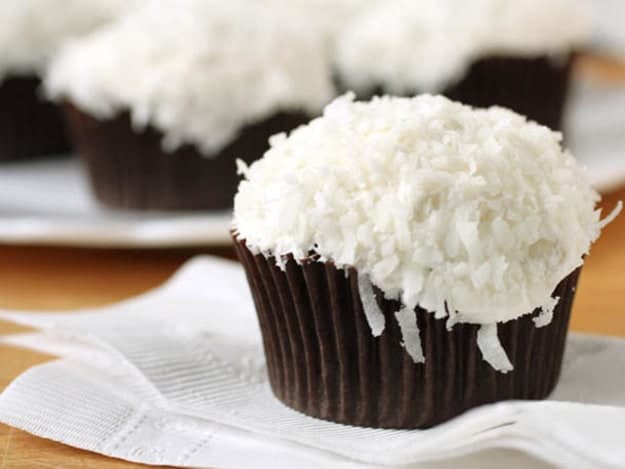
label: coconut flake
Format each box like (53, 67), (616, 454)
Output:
(235, 158), (249, 177)
(477, 324), (513, 373)
(394, 307), (424, 363)
(599, 201), (623, 229)
(445, 307), (460, 331)
(533, 296), (560, 328)
(357, 274), (385, 336)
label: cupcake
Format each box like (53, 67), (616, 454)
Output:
(46, 0), (334, 211)
(0, 0), (136, 160)
(335, 0), (591, 130)
(233, 94), (621, 429)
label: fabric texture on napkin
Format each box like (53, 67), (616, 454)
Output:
(1, 256), (625, 469)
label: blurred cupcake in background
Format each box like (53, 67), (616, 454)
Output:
(0, 0), (136, 160)
(46, 0), (334, 212)
(335, 0), (591, 130)
(274, 0), (375, 50)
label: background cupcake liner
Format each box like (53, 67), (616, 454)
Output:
(234, 237), (581, 429)
(0, 75), (70, 161)
(338, 55), (574, 131)
(63, 104), (309, 211)
(445, 55), (574, 131)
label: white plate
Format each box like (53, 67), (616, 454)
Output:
(588, 0), (625, 58)
(0, 76), (624, 248)
(566, 78), (625, 193)
(0, 157), (233, 247)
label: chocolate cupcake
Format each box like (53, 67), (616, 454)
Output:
(0, 75), (68, 161)
(0, 0), (136, 160)
(45, 0), (334, 211)
(334, 0), (591, 130)
(233, 94), (621, 429)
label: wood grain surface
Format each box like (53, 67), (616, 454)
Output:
(1, 55), (625, 469)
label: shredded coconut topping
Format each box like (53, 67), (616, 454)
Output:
(45, 0), (334, 156)
(336, 0), (591, 93)
(235, 94), (617, 328)
(395, 307), (425, 364)
(357, 274), (386, 336)
(477, 324), (514, 373)
(0, 0), (137, 81)
(533, 296), (560, 328)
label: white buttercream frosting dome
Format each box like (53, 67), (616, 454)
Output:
(45, 0), (334, 156)
(235, 93), (619, 338)
(235, 94), (620, 370)
(336, 0), (591, 93)
(0, 0), (137, 80)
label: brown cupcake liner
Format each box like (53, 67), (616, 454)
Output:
(0, 75), (70, 161)
(234, 237), (580, 429)
(63, 103), (309, 211)
(337, 54), (574, 131)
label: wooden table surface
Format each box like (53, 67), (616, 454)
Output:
(1, 55), (625, 469)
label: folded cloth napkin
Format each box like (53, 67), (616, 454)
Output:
(1, 256), (625, 469)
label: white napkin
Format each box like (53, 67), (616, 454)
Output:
(1, 256), (625, 469)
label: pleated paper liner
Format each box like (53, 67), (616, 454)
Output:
(336, 54), (574, 131)
(0, 75), (70, 161)
(234, 237), (581, 429)
(63, 103), (309, 211)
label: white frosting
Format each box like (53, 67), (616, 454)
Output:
(0, 0), (137, 80)
(235, 93), (618, 328)
(336, 0), (591, 93)
(270, 0), (374, 46)
(45, 0), (334, 156)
